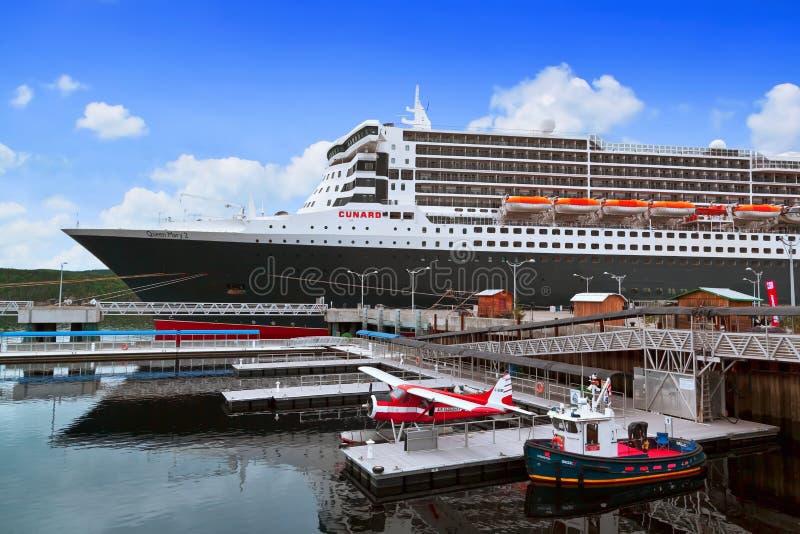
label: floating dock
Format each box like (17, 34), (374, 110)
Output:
(222, 377), (456, 413)
(231, 358), (378, 377)
(341, 411), (778, 502)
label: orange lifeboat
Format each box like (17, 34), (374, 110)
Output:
(554, 197), (601, 215)
(695, 204), (728, 217)
(601, 199), (648, 216)
(733, 204), (781, 221)
(649, 201), (696, 218)
(504, 195), (552, 214)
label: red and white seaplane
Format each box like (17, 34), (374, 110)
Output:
(340, 366), (533, 444)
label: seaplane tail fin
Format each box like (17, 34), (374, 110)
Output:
(486, 372), (533, 415)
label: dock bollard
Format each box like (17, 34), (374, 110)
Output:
(276, 381), (280, 391)
(366, 439), (375, 459)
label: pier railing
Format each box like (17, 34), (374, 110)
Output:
(456, 328), (800, 363)
(0, 335), (366, 356)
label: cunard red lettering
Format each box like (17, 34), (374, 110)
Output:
(338, 211), (382, 218)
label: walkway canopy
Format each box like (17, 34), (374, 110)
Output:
(356, 330), (401, 340)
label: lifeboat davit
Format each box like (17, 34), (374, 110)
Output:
(504, 195), (552, 213)
(695, 204), (728, 217)
(554, 197), (601, 215)
(780, 206), (800, 224)
(601, 199), (648, 216)
(733, 204), (781, 221)
(649, 201), (696, 218)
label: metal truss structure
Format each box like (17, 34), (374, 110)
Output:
(0, 300), (328, 317)
(458, 327), (800, 363)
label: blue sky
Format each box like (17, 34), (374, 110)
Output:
(1, 0), (799, 269)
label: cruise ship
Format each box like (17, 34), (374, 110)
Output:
(66, 87), (800, 310)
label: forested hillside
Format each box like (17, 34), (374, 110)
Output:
(0, 268), (137, 303)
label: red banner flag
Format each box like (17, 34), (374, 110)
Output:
(765, 279), (781, 327)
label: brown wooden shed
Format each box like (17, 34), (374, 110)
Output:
(476, 289), (513, 318)
(674, 287), (762, 331)
(570, 293), (628, 325)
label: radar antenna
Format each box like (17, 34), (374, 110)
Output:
(401, 85), (432, 130)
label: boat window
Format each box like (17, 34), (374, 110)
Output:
(586, 423), (599, 445)
(552, 419), (564, 431)
(565, 421), (578, 433)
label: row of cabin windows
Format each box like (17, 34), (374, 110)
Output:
(461, 240), (780, 255)
(471, 227), (776, 241)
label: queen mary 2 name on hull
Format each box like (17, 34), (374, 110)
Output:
(65, 87), (800, 308)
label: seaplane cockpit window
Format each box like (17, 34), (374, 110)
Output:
(389, 389), (408, 402)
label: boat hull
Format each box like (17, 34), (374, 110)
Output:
(65, 230), (796, 310)
(524, 438), (706, 487)
(505, 203), (551, 214)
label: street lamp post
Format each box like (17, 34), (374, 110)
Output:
(777, 236), (797, 306)
(504, 258), (536, 312)
(58, 262), (68, 307)
(743, 277), (757, 299)
(745, 267), (763, 302)
(603, 271), (626, 296)
(406, 266), (431, 311)
(573, 273), (593, 293)
(347, 269), (378, 309)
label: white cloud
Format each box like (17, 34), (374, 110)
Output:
(76, 101), (148, 139)
(101, 141), (330, 227)
(469, 64), (644, 135)
(48, 74), (86, 95)
(9, 84), (33, 108)
(0, 142), (29, 175)
(0, 201), (27, 219)
(747, 83), (800, 155)
(0, 212), (103, 270)
(99, 187), (179, 227)
(43, 195), (79, 213)
(710, 108), (735, 131)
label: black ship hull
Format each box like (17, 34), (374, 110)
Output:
(67, 232), (794, 311)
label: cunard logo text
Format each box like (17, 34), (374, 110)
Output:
(146, 230), (189, 239)
(338, 210), (382, 219)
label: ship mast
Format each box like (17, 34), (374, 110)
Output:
(401, 85), (431, 130)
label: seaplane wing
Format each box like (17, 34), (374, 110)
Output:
(358, 366), (405, 389)
(403, 387), (491, 412)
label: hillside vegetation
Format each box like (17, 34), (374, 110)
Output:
(0, 268), (137, 304)
(0, 268), (153, 331)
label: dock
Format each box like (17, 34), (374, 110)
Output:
(231, 358), (377, 377)
(341, 410), (778, 502)
(222, 377), (456, 413)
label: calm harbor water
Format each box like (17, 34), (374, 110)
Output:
(1, 372), (799, 533)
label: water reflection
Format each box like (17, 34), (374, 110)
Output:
(1, 375), (799, 533)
